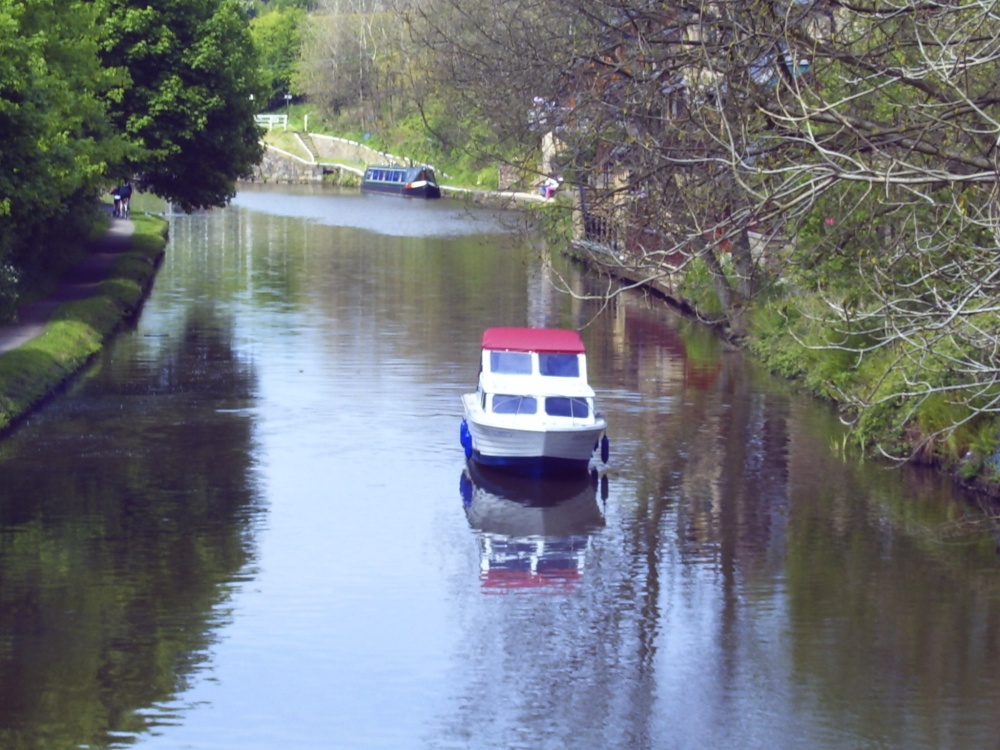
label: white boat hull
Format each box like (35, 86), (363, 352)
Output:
(462, 393), (606, 473)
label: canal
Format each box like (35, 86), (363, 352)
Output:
(1, 184), (999, 749)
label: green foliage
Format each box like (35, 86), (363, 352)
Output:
(0, 262), (18, 322)
(96, 0), (266, 211)
(909, 392), (969, 462)
(384, 107), (485, 184)
(0, 0), (271, 283)
(0, 0), (125, 286)
(750, 286), (1000, 465)
(751, 293), (878, 401)
(472, 165), (500, 190)
(250, 6), (305, 109)
(676, 257), (725, 319)
(754, 306), (906, 452)
(749, 301), (810, 379)
(0, 213), (167, 432)
(249, 0), (315, 14)
(959, 419), (1000, 482)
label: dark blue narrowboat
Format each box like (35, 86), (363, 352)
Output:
(361, 164), (442, 199)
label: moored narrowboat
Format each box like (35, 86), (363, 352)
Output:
(361, 164), (442, 198)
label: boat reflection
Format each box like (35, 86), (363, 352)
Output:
(460, 462), (606, 593)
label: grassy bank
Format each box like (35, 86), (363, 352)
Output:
(0, 213), (169, 434)
(747, 292), (1000, 497)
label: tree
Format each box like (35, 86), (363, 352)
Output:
(406, 0), (1000, 458)
(251, 5), (306, 109)
(406, 0), (775, 333)
(298, 0), (413, 130)
(95, 0), (265, 211)
(0, 0), (125, 311)
(757, 2), (1000, 457)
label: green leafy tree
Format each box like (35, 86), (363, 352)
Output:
(0, 0), (124, 310)
(251, 5), (305, 109)
(96, 0), (265, 211)
(249, 0), (316, 13)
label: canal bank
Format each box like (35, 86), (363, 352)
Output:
(250, 134), (554, 208)
(0, 209), (169, 434)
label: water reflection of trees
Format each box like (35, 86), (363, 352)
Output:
(584, 293), (1000, 746)
(783, 446), (1000, 745)
(0, 306), (261, 749)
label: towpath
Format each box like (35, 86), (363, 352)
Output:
(0, 212), (135, 355)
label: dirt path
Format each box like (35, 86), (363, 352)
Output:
(0, 214), (136, 355)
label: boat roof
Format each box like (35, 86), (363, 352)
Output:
(481, 327), (586, 354)
(366, 164), (431, 172)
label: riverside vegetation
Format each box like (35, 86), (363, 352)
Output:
(0, 211), (168, 435)
(0, 0), (259, 435)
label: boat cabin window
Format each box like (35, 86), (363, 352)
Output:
(368, 168), (406, 182)
(545, 396), (590, 418)
(492, 394), (538, 414)
(490, 351), (532, 375)
(539, 353), (580, 378)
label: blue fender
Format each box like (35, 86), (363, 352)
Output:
(460, 419), (473, 458)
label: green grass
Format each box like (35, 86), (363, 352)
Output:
(262, 129), (312, 160)
(0, 213), (169, 433)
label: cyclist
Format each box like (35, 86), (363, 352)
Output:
(111, 185), (123, 217)
(119, 180), (133, 218)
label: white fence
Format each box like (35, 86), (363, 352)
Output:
(255, 114), (288, 130)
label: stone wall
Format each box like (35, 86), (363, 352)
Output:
(309, 134), (427, 169)
(248, 146), (325, 183)
(246, 136), (431, 185)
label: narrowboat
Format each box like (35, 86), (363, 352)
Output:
(460, 327), (609, 476)
(361, 164), (441, 198)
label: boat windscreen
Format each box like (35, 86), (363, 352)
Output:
(539, 353), (580, 377)
(490, 351), (532, 374)
(492, 394), (538, 414)
(544, 397), (591, 418)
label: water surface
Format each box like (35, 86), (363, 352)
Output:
(0, 186), (998, 749)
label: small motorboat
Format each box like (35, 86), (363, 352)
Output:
(460, 327), (609, 475)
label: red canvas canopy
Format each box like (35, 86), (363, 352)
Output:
(481, 327), (586, 354)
